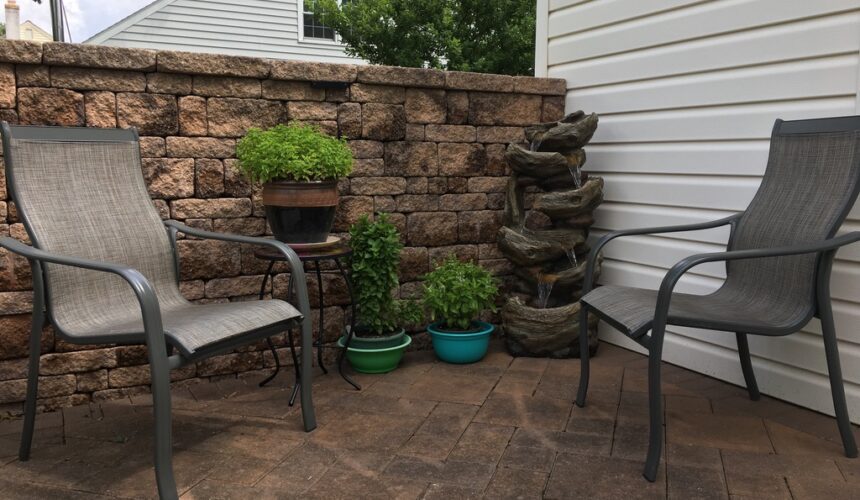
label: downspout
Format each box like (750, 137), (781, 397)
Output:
(534, 0), (548, 77)
(49, 0), (63, 41)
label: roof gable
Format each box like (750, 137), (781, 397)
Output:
(85, 0), (178, 44)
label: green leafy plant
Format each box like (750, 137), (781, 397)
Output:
(236, 123), (353, 183)
(423, 258), (499, 331)
(349, 213), (422, 335)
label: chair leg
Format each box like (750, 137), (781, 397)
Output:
(820, 299), (858, 458)
(148, 350), (178, 499)
(575, 303), (590, 407)
(735, 332), (760, 401)
(298, 314), (317, 432)
(643, 325), (666, 482)
(18, 311), (44, 461)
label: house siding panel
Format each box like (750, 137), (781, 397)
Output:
(88, 0), (360, 64)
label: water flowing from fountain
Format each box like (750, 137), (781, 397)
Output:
(568, 163), (582, 189)
(565, 248), (578, 269)
(537, 273), (556, 309)
(530, 138), (543, 152)
(518, 210), (531, 233)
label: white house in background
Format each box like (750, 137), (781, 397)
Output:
(4, 0), (51, 43)
(85, 0), (362, 64)
(535, 0), (860, 421)
(18, 20), (52, 42)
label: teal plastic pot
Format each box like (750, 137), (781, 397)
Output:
(427, 321), (494, 364)
(337, 333), (412, 374)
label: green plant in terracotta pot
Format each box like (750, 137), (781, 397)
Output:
(236, 122), (352, 243)
(423, 258), (499, 364)
(338, 213), (422, 373)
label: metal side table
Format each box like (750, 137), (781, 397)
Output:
(254, 242), (360, 405)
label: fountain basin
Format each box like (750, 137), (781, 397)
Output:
(512, 254), (600, 293)
(505, 144), (584, 177)
(427, 321), (494, 364)
(502, 297), (598, 358)
(525, 112), (598, 151)
(497, 226), (578, 266)
(532, 177), (604, 219)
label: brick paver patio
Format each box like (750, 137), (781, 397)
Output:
(0, 341), (857, 499)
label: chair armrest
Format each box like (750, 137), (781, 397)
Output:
(582, 213), (742, 293)
(0, 236), (165, 347)
(649, 232), (860, 337)
(660, 231), (860, 297)
(162, 221), (311, 319)
(2, 236), (146, 280)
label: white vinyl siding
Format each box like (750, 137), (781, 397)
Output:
(537, 0), (860, 421)
(87, 0), (360, 64)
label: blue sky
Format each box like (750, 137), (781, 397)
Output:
(4, 0), (155, 42)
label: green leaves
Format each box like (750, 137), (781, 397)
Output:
(350, 217), (499, 333)
(235, 123), (353, 184)
(349, 213), (420, 335)
(422, 257), (499, 331)
(312, 0), (536, 76)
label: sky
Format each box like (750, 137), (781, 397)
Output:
(2, 0), (156, 42)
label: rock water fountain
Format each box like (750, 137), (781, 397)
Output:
(498, 111), (603, 358)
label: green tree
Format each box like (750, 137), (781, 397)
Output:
(0, 23), (5, 38)
(312, 0), (535, 76)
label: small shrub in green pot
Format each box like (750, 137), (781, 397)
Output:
(423, 258), (499, 364)
(236, 122), (352, 243)
(338, 213), (422, 373)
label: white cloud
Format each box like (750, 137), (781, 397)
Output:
(3, 0), (156, 42)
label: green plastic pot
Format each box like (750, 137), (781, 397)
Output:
(338, 333), (412, 374)
(346, 328), (407, 350)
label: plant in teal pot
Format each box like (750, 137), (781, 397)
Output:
(423, 258), (499, 364)
(339, 213), (422, 373)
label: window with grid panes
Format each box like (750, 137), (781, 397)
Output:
(303, 0), (336, 40)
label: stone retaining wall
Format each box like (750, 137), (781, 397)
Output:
(0, 40), (566, 412)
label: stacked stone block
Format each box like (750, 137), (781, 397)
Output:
(0, 40), (566, 412)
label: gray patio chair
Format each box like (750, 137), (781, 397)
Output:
(575, 115), (860, 481)
(0, 123), (317, 500)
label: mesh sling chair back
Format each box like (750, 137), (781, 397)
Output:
(0, 123), (317, 499)
(575, 115), (860, 482)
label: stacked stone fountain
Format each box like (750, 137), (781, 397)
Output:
(498, 111), (603, 358)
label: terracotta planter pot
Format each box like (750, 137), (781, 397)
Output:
(262, 179), (338, 243)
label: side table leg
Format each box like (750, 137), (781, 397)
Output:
(334, 258), (361, 391)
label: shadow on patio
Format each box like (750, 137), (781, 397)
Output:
(0, 341), (856, 499)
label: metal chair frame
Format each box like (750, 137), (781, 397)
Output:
(0, 123), (318, 500)
(575, 116), (860, 481)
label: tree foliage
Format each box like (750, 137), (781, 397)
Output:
(0, 23), (5, 38)
(312, 0), (535, 76)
